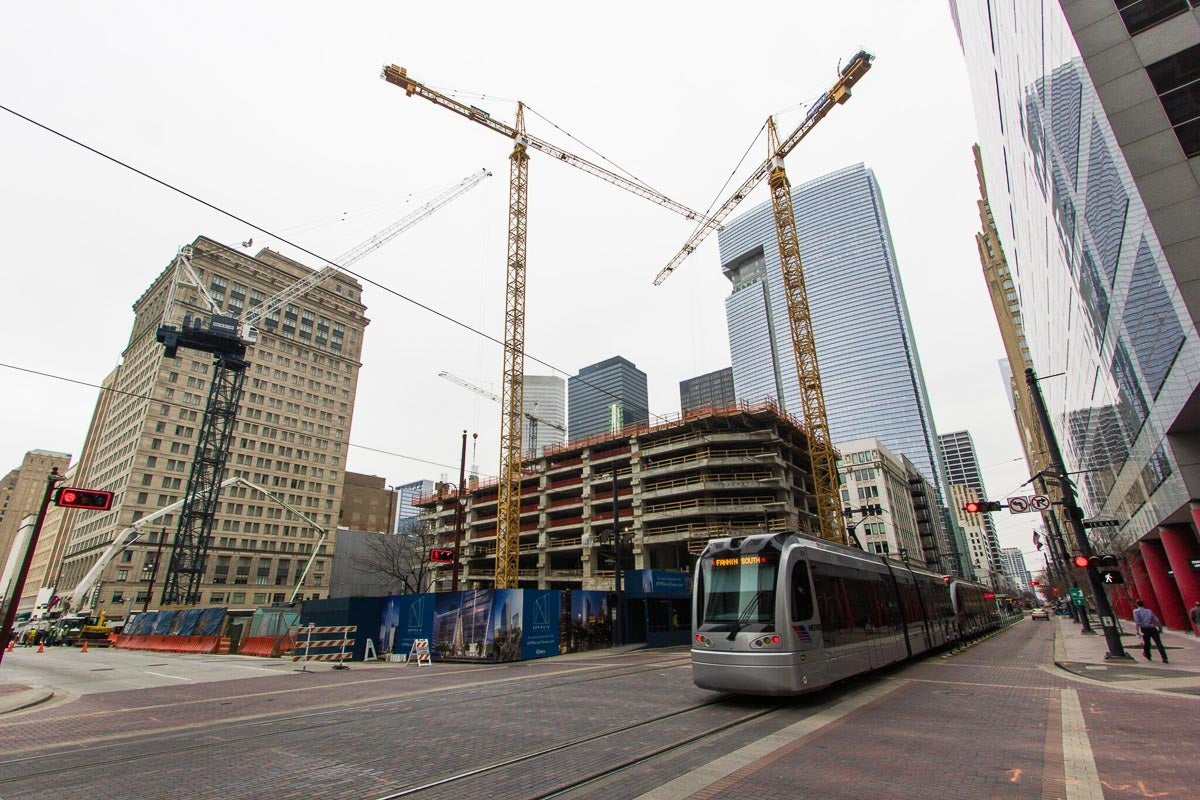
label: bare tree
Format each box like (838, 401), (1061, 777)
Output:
(350, 520), (440, 595)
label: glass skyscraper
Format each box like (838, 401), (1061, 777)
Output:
(567, 356), (649, 441)
(953, 2), (1200, 540)
(718, 164), (954, 503)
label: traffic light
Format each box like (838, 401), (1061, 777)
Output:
(1099, 555), (1119, 568)
(963, 500), (1002, 514)
(53, 487), (114, 511)
(429, 548), (455, 563)
(1072, 555), (1090, 569)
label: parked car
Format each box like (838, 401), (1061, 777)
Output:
(1030, 607), (1050, 621)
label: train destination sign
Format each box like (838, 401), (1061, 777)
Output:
(710, 555), (769, 568)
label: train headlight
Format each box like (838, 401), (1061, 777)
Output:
(694, 634), (713, 647)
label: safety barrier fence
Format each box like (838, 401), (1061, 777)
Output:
(114, 634), (230, 654)
(239, 634), (297, 658)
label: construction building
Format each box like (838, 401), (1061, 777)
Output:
(45, 235), (368, 618)
(414, 402), (817, 591)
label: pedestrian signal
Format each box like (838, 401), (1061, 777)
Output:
(53, 487), (114, 510)
(963, 500), (1002, 513)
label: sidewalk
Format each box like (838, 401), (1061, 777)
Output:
(1052, 610), (1200, 694)
(0, 683), (54, 714)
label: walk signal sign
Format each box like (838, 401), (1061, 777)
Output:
(53, 487), (114, 510)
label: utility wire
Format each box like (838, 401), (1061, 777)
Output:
(0, 360), (476, 478)
(0, 102), (675, 426)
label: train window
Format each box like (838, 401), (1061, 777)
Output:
(698, 550), (779, 632)
(791, 561), (814, 621)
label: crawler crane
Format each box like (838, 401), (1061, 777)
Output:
(382, 64), (706, 587)
(654, 51), (874, 545)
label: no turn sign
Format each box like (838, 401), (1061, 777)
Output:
(1008, 496), (1030, 513)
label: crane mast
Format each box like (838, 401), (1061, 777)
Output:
(384, 65), (702, 588)
(765, 118), (843, 544)
(496, 103), (530, 588)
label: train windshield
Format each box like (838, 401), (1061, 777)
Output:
(699, 550), (778, 633)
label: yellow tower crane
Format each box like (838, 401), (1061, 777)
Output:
(381, 65), (705, 588)
(654, 50), (874, 545)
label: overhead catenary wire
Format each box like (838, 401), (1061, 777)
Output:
(0, 102), (676, 427)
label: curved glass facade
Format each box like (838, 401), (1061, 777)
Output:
(952, 1), (1200, 537)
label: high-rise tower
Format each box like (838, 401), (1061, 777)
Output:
(718, 164), (965, 563)
(567, 357), (648, 441)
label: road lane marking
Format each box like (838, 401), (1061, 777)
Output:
(633, 679), (907, 800)
(144, 672), (191, 681)
(1061, 688), (1103, 800)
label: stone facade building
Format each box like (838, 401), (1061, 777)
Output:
(49, 236), (368, 617)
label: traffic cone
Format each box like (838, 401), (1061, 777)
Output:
(81, 640), (88, 653)
(37, 642), (44, 653)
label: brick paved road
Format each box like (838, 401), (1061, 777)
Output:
(1, 623), (1196, 799)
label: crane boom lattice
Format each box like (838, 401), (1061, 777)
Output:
(653, 50), (873, 285)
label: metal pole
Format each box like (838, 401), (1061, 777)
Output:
(1036, 473), (1085, 627)
(1025, 368), (1128, 659)
(0, 467), (64, 666)
(613, 469), (623, 647)
(142, 528), (167, 614)
(451, 430), (468, 593)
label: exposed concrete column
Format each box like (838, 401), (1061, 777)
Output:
(1162, 520), (1200, 616)
(1140, 539), (1188, 631)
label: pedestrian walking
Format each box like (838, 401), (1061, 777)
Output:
(1190, 601), (1200, 636)
(1133, 599), (1168, 663)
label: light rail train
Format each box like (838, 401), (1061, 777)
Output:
(691, 531), (1002, 696)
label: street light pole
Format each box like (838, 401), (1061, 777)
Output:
(612, 469), (623, 647)
(0, 466), (64, 666)
(451, 429), (468, 593)
(1025, 368), (1128, 659)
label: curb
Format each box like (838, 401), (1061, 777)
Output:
(0, 687), (54, 715)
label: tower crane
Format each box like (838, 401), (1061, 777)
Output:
(438, 370), (566, 456)
(151, 169), (490, 606)
(382, 64), (706, 588)
(654, 50), (874, 545)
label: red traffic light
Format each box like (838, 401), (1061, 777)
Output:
(1072, 555), (1090, 569)
(54, 486), (114, 510)
(964, 500), (1003, 514)
(1030, 580), (1039, 586)
(429, 548), (455, 564)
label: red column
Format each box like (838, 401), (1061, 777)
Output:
(1128, 551), (1159, 619)
(1141, 539), (1188, 631)
(1163, 521), (1200, 620)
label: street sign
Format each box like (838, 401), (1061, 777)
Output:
(1008, 496), (1030, 513)
(1191, 558), (1200, 572)
(1030, 495), (1051, 511)
(429, 548), (455, 563)
(1069, 587), (1085, 606)
(1083, 518), (1121, 529)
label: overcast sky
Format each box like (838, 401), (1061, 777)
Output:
(0, 2), (1044, 569)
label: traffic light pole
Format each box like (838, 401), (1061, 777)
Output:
(0, 467), (64, 666)
(1025, 368), (1129, 659)
(1035, 473), (1086, 627)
